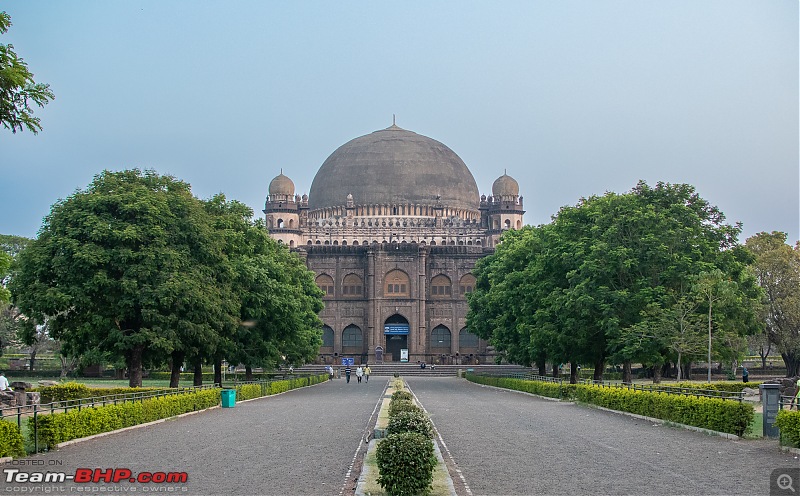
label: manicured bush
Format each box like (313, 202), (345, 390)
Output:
(388, 398), (416, 417)
(671, 381), (761, 393)
(776, 410), (800, 448)
(376, 432), (437, 496)
(465, 374), (753, 436)
(234, 374), (328, 401)
(30, 389), (220, 448)
(391, 390), (413, 402)
(36, 383), (161, 404)
(0, 420), (25, 458)
(387, 409), (433, 438)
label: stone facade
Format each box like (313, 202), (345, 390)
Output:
(264, 124), (524, 364)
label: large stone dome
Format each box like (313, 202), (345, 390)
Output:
(308, 124), (480, 213)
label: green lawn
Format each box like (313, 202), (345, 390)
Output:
(8, 377), (193, 388)
(744, 411), (763, 439)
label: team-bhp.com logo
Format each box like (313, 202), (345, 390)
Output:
(5, 468), (188, 484)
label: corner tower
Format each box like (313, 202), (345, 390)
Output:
(483, 172), (525, 247)
(263, 171), (305, 248)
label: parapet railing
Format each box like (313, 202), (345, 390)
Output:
(0, 383), (219, 453)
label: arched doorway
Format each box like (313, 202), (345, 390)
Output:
(384, 314), (409, 362)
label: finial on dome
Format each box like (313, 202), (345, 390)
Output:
(393, 114), (396, 126)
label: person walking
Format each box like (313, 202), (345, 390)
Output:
(345, 365), (351, 383)
(364, 365), (371, 383)
(0, 371), (8, 392)
(326, 365), (334, 380)
(356, 366), (364, 383)
(742, 366), (749, 383)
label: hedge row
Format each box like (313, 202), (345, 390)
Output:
(377, 381), (437, 496)
(0, 420), (26, 458)
(148, 371), (289, 381)
(776, 410), (800, 448)
(671, 381), (762, 393)
(36, 382), (161, 403)
(30, 389), (220, 448)
(234, 374), (328, 401)
(466, 375), (752, 436)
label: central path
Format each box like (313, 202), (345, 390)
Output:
(407, 377), (798, 496)
(9, 378), (387, 495)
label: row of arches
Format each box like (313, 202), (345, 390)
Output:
(315, 272), (475, 298)
(492, 218), (522, 230)
(311, 204), (481, 221)
(320, 325), (480, 350)
(306, 239), (485, 246)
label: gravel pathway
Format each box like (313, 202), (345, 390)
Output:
(406, 377), (799, 496)
(2, 378), (388, 495)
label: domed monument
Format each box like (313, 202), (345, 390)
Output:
(264, 122), (524, 365)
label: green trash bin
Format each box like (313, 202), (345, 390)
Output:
(221, 388), (236, 408)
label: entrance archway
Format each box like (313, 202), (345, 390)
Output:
(384, 314), (409, 362)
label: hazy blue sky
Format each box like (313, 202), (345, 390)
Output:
(2, 1), (798, 243)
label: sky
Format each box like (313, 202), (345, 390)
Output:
(1, 1), (798, 243)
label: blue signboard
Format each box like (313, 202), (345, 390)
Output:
(384, 324), (409, 335)
(341, 357), (354, 366)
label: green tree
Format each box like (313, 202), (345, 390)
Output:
(746, 232), (800, 377)
(1, 12), (54, 134)
(469, 181), (761, 384)
(9, 170), (234, 387)
(204, 195), (323, 381)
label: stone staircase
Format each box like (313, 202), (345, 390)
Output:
(295, 363), (532, 377)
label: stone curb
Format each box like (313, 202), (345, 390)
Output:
(780, 445), (800, 455)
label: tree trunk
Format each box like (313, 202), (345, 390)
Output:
(782, 353), (800, 378)
(245, 365), (254, 382)
(552, 363), (560, 379)
(569, 362), (578, 384)
(676, 352), (682, 381)
(127, 345), (144, 388)
(593, 359), (605, 382)
(29, 350), (37, 372)
(193, 361), (203, 386)
(652, 363), (662, 384)
(682, 362), (692, 381)
(537, 362), (546, 377)
(622, 361), (632, 384)
(169, 351), (185, 388)
(214, 357), (222, 386)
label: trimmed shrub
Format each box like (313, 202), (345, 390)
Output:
(776, 410), (800, 448)
(388, 399), (416, 417)
(376, 432), (437, 496)
(391, 390), (413, 402)
(671, 381), (761, 394)
(30, 389), (220, 448)
(465, 374), (753, 436)
(36, 383), (161, 404)
(234, 374), (328, 401)
(387, 409), (433, 438)
(0, 420), (26, 458)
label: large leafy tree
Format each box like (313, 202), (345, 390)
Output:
(9, 170), (234, 387)
(746, 232), (800, 377)
(469, 181), (761, 383)
(1, 12), (54, 134)
(204, 195), (323, 382)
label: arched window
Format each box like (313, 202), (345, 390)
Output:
(431, 275), (451, 297)
(289, 219), (294, 228)
(504, 219), (511, 229)
(385, 270), (409, 297)
(459, 328), (479, 348)
(307, 240), (313, 245)
(493, 219), (500, 230)
(516, 220), (522, 229)
(342, 274), (363, 297)
(277, 218), (285, 228)
(321, 326), (334, 347)
(431, 325), (451, 350)
(459, 274), (476, 295)
(342, 325), (363, 348)
(315, 274), (334, 296)
(289, 240), (294, 247)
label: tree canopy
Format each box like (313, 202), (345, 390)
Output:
(10, 170), (324, 386)
(746, 232), (800, 376)
(0, 12), (54, 134)
(467, 181), (762, 383)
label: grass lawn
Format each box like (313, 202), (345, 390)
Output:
(744, 412), (763, 439)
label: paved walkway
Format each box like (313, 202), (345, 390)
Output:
(3, 378), (388, 495)
(406, 377), (798, 496)
(3, 377), (798, 495)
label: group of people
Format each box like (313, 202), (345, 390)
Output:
(341, 364), (370, 383)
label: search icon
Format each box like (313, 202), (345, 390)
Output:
(778, 474), (795, 493)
